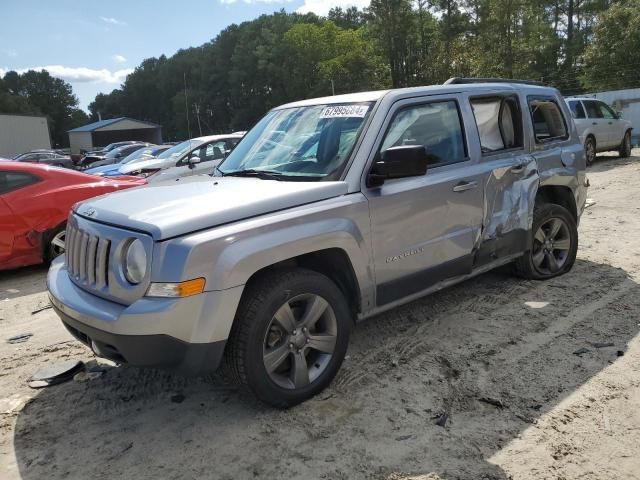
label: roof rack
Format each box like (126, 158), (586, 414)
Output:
(444, 77), (545, 86)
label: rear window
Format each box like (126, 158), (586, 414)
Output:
(471, 96), (523, 154)
(528, 97), (568, 143)
(568, 101), (586, 119)
(584, 100), (604, 119)
(0, 171), (40, 195)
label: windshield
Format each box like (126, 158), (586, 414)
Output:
(218, 102), (373, 180)
(105, 146), (132, 160)
(119, 147), (160, 165)
(156, 138), (204, 161)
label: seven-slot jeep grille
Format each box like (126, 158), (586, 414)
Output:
(65, 223), (111, 289)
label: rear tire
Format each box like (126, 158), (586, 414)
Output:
(585, 136), (596, 166)
(619, 130), (632, 158)
(224, 268), (351, 407)
(514, 204), (578, 280)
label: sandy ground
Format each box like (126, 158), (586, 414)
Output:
(1, 151), (640, 480)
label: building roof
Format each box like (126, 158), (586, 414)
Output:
(68, 117), (161, 133)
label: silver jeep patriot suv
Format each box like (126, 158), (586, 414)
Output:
(48, 79), (588, 407)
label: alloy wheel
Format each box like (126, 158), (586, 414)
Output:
(50, 230), (66, 258)
(531, 217), (571, 275)
(262, 293), (337, 390)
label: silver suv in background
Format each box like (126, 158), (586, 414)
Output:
(48, 79), (587, 407)
(565, 97), (633, 165)
(119, 133), (244, 181)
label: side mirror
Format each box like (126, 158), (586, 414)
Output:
(367, 145), (429, 187)
(187, 154), (201, 169)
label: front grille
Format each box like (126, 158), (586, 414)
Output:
(65, 212), (152, 305)
(66, 223), (111, 289)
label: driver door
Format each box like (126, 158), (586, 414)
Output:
(364, 96), (484, 306)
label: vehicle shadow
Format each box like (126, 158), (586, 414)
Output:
(0, 264), (49, 300)
(12, 259), (640, 479)
(590, 151), (640, 172)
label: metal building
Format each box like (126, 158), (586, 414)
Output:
(68, 117), (162, 154)
(0, 114), (51, 158)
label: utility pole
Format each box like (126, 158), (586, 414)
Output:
(331, 79), (335, 96)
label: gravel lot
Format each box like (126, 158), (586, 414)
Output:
(1, 151), (640, 480)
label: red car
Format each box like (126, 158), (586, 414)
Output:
(0, 162), (145, 270)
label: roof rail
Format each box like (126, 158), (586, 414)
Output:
(444, 77), (545, 86)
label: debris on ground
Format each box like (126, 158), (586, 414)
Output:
(617, 350), (625, 357)
(27, 360), (85, 389)
(573, 347), (590, 357)
(433, 413), (448, 427)
(585, 198), (596, 208)
(591, 342), (615, 349)
(171, 394), (186, 403)
(478, 397), (506, 409)
(7, 333), (33, 344)
(31, 304), (52, 315)
(0, 394), (33, 414)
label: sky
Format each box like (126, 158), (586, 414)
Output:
(0, 0), (369, 112)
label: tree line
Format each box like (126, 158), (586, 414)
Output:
(2, 1), (639, 145)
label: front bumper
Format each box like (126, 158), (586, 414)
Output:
(47, 257), (244, 375)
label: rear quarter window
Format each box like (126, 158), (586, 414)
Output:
(528, 97), (569, 143)
(0, 171), (41, 195)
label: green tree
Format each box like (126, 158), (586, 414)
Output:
(582, 0), (640, 91)
(0, 70), (87, 147)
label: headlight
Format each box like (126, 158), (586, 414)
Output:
(123, 239), (147, 284)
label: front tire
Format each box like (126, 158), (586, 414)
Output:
(46, 225), (66, 262)
(619, 130), (632, 158)
(224, 269), (351, 407)
(515, 204), (578, 280)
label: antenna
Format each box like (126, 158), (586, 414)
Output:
(184, 72), (192, 142)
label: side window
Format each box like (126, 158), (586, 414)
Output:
(0, 172), (40, 195)
(569, 101), (586, 119)
(380, 100), (467, 167)
(470, 96), (523, 153)
(584, 100), (604, 119)
(598, 102), (616, 119)
(528, 97), (568, 143)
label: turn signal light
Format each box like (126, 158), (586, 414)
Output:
(146, 278), (206, 298)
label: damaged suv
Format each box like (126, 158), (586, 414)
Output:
(48, 79), (587, 407)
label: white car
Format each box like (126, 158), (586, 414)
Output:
(565, 97), (633, 165)
(119, 134), (244, 180)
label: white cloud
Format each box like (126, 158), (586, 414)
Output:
(2, 65), (133, 84)
(100, 16), (126, 26)
(3, 49), (18, 58)
(296, 0), (369, 15)
(112, 54), (127, 63)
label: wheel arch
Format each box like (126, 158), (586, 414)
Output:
(243, 248), (362, 318)
(535, 185), (577, 221)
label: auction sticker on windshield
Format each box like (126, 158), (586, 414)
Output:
(320, 104), (369, 118)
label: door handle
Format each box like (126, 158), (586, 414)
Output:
(592, 122), (598, 125)
(453, 181), (478, 192)
(608, 121), (613, 125)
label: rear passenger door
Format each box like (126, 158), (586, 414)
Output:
(365, 96), (484, 306)
(583, 100), (608, 149)
(597, 101), (625, 147)
(468, 93), (538, 264)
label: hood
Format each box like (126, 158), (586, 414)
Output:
(73, 176), (348, 240)
(84, 164), (114, 175)
(119, 157), (174, 175)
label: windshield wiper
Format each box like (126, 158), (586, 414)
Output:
(221, 169), (285, 180)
